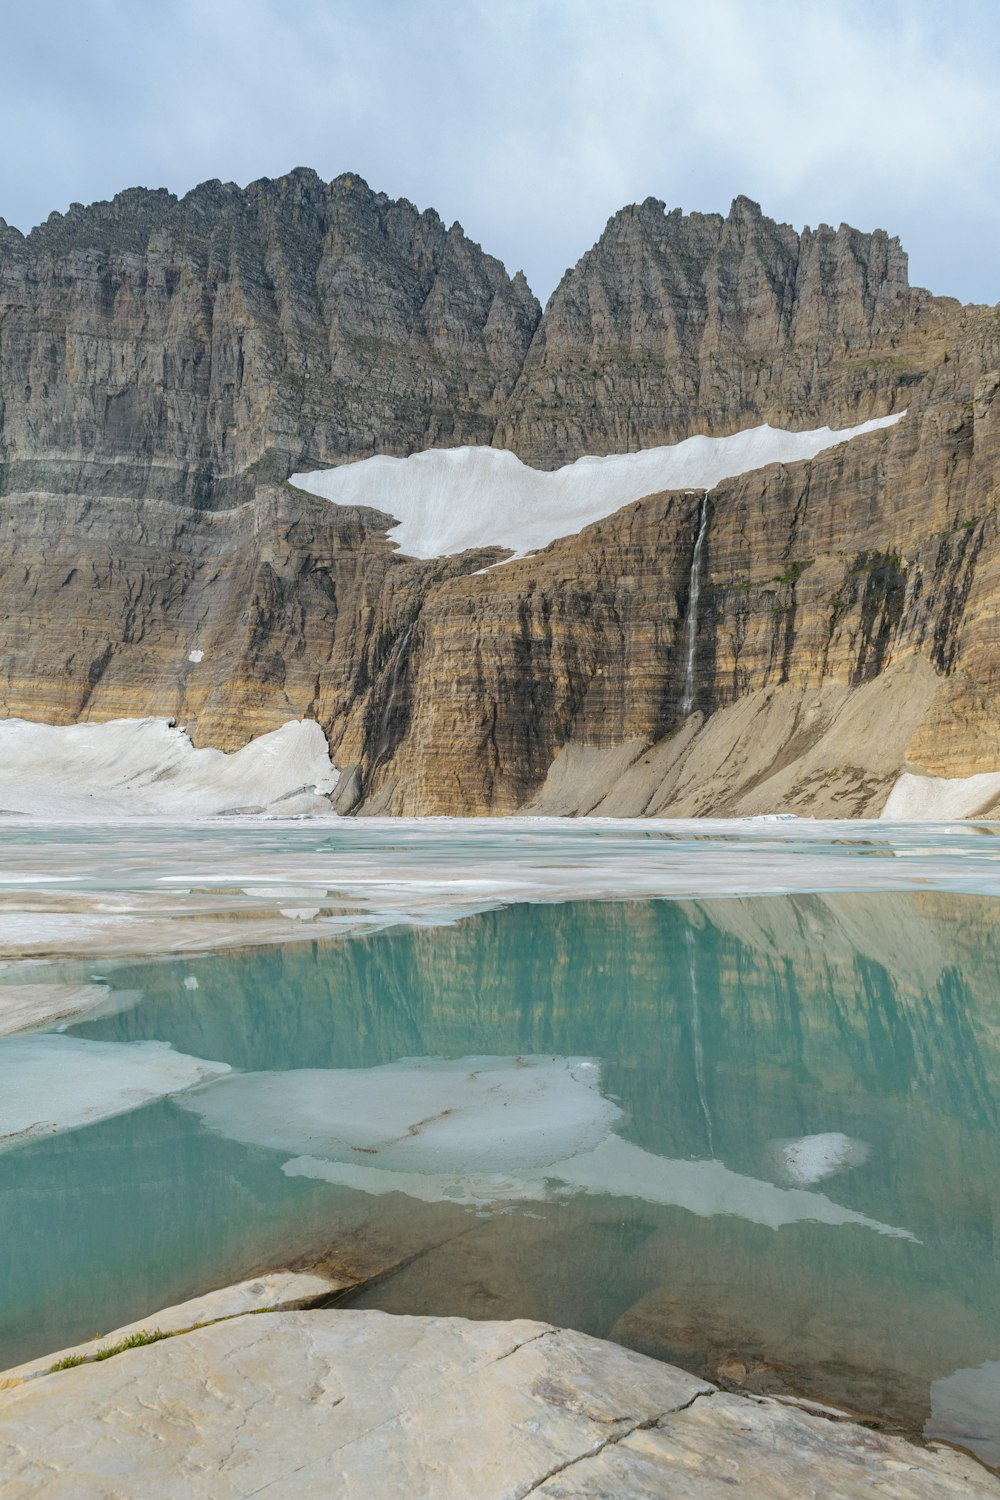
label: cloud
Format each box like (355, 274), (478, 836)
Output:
(1, 0), (997, 305)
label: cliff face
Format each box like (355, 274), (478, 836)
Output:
(1, 173), (999, 816)
(495, 195), (967, 466)
(0, 483), (493, 762)
(366, 380), (1000, 815)
(0, 169), (540, 505)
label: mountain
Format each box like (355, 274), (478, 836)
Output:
(0, 168), (540, 504)
(496, 193), (956, 465)
(1, 171), (998, 816)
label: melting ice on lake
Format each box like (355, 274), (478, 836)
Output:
(179, 1055), (912, 1237)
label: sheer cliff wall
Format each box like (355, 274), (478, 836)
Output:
(0, 173), (997, 814)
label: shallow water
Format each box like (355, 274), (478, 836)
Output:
(2, 822), (1000, 1462)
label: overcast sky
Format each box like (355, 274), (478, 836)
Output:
(1, 0), (997, 307)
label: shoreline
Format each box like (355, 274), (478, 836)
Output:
(2, 1278), (996, 1496)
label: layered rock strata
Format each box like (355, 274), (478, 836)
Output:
(496, 194), (974, 466)
(0, 169), (540, 504)
(2, 174), (1000, 814)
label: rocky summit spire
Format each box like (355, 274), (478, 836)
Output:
(494, 194), (942, 466)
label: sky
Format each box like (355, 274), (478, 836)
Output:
(1, 0), (997, 307)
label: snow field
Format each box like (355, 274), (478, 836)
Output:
(0, 717), (339, 819)
(291, 414), (904, 560)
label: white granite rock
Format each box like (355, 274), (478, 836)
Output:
(1, 1271), (345, 1383)
(0, 1310), (996, 1498)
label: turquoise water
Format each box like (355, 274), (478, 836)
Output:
(2, 859), (1000, 1454)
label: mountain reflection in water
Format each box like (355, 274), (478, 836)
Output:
(2, 889), (999, 1462)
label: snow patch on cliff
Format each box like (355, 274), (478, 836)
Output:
(292, 414), (904, 560)
(0, 718), (339, 819)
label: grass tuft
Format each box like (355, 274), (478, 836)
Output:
(93, 1329), (166, 1360)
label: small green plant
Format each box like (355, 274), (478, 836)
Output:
(93, 1329), (167, 1361)
(43, 1307), (284, 1376)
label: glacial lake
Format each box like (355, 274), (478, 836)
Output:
(2, 819), (1000, 1463)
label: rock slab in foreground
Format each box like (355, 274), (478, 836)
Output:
(0, 1311), (996, 1498)
(1, 1271), (345, 1383)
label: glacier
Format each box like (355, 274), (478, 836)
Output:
(291, 415), (904, 561)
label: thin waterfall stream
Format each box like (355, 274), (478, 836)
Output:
(680, 492), (709, 718)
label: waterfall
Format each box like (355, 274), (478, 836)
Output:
(680, 493), (709, 718)
(372, 625), (413, 768)
(685, 926), (715, 1157)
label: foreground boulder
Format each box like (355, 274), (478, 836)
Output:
(0, 1310), (995, 1497)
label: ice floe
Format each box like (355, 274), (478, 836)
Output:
(0, 982), (141, 1037)
(4, 816), (1000, 973)
(181, 1057), (621, 1180)
(0, 1034), (230, 1150)
(548, 1135), (908, 1237)
(771, 1132), (871, 1186)
(291, 415), (904, 560)
(0, 717), (339, 819)
(179, 1055), (914, 1238)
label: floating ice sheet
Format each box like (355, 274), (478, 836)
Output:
(0, 982), (142, 1037)
(180, 1055), (914, 1238)
(291, 416), (904, 560)
(181, 1056), (621, 1176)
(549, 1135), (910, 1238)
(0, 1034), (230, 1150)
(771, 1132), (871, 1186)
(4, 817), (1000, 974)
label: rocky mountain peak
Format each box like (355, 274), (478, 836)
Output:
(0, 169), (541, 504)
(494, 191), (948, 466)
(1, 168), (998, 819)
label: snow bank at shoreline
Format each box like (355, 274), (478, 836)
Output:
(881, 769), (1000, 821)
(0, 718), (339, 819)
(291, 415), (904, 560)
